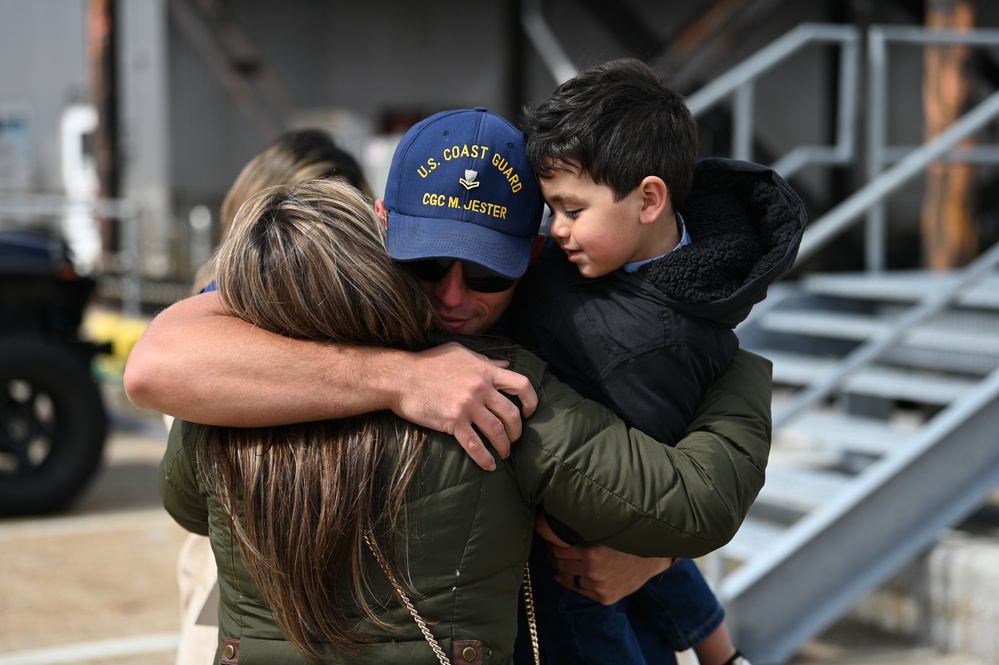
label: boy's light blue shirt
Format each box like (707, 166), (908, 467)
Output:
(623, 212), (690, 273)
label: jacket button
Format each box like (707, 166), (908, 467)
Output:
(462, 645), (478, 661)
(223, 644), (235, 659)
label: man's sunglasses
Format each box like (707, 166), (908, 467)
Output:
(402, 258), (516, 293)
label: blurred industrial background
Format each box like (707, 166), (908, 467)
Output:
(2, 1), (999, 664)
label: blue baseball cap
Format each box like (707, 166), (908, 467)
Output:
(384, 108), (544, 280)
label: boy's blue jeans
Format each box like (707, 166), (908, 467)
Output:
(515, 538), (724, 664)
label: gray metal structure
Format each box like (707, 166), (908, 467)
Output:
(726, 249), (999, 663)
(683, 22), (861, 178)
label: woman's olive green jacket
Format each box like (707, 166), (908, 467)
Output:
(160, 345), (771, 665)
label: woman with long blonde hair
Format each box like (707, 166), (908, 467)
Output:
(200, 178), (437, 662)
(174, 130), (374, 665)
(161, 177), (770, 664)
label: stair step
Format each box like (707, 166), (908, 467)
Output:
(760, 311), (999, 356)
(802, 271), (999, 309)
(756, 462), (851, 513)
(708, 460), (855, 564)
(718, 516), (787, 563)
(758, 349), (976, 405)
(880, 345), (999, 376)
(777, 411), (916, 457)
(762, 310), (878, 340)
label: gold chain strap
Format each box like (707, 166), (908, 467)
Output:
(364, 533), (541, 665)
(522, 563), (541, 665)
(364, 534), (451, 665)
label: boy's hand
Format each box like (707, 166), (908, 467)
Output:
(538, 514), (674, 605)
(392, 342), (538, 471)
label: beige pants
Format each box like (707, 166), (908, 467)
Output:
(175, 533), (220, 664)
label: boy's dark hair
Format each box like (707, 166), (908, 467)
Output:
(522, 58), (698, 208)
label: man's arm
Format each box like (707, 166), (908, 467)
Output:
(124, 291), (538, 470)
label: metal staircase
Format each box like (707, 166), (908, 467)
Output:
(685, 24), (999, 665)
(676, 24), (999, 663)
(721, 254), (999, 664)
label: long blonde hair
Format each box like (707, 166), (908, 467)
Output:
(197, 178), (440, 662)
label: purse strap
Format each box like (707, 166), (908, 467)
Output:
(365, 534), (541, 665)
(364, 534), (451, 664)
(521, 562), (541, 664)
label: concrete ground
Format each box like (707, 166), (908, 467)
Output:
(0, 386), (988, 665)
(0, 400), (184, 665)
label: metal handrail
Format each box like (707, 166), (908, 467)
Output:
(685, 23), (860, 176)
(521, 18), (862, 180)
(798, 87), (999, 264)
(0, 193), (134, 221)
(762, 66), (999, 554)
(777, 76), (999, 427)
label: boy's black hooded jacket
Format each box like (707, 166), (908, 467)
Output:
(511, 158), (807, 445)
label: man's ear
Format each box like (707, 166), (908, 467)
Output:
(528, 234), (546, 266)
(374, 199), (389, 228)
(638, 176), (669, 225)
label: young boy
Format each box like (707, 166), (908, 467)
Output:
(511, 59), (807, 665)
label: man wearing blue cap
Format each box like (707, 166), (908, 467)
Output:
(377, 107), (546, 338)
(128, 109), (548, 472)
(126, 108), (770, 664)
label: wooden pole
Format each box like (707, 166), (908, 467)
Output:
(921, 0), (978, 270)
(87, 0), (119, 268)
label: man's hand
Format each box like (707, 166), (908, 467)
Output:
(391, 342), (538, 471)
(536, 514), (673, 605)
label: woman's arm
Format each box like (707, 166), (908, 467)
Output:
(536, 349), (771, 600)
(159, 419), (210, 536)
(513, 348), (772, 559)
(125, 292), (538, 470)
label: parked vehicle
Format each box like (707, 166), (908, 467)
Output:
(0, 228), (109, 516)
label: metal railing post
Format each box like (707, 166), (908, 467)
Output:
(686, 23), (861, 180)
(733, 83), (755, 161)
(865, 26), (889, 273)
